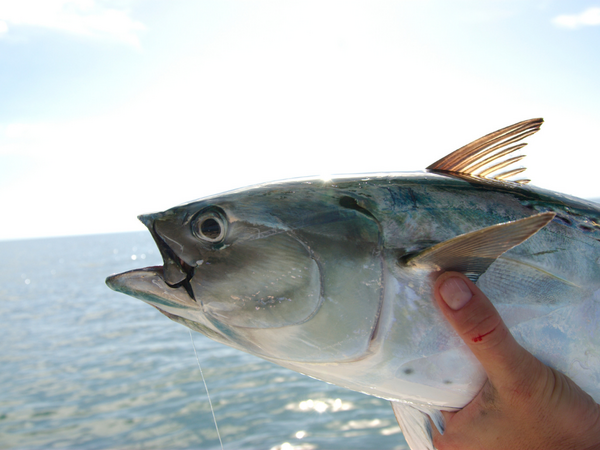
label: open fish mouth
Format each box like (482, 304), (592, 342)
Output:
(111, 210), (201, 303)
(138, 212), (196, 289)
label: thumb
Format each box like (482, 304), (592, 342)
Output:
(433, 272), (532, 388)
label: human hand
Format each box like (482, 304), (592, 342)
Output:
(431, 272), (600, 450)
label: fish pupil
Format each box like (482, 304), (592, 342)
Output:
(201, 218), (221, 239)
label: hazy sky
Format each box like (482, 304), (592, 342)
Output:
(1, 1), (600, 240)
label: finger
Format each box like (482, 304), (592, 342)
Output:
(433, 272), (531, 388)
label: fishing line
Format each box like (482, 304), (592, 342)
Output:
(188, 329), (224, 450)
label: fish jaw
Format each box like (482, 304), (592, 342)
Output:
(106, 267), (204, 322)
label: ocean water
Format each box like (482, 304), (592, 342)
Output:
(0, 233), (408, 450)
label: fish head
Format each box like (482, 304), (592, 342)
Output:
(106, 181), (384, 363)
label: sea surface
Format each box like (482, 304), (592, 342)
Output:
(0, 232), (409, 450)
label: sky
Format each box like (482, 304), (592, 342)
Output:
(1, 0), (600, 240)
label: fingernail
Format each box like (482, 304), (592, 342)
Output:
(439, 277), (473, 310)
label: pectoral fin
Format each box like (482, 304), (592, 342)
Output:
(405, 212), (555, 281)
(391, 401), (445, 450)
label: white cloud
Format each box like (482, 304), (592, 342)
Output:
(0, 0), (145, 46)
(552, 7), (600, 29)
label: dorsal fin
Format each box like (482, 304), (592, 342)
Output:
(427, 118), (543, 184)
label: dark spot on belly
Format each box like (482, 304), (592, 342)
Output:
(444, 380), (453, 384)
(403, 368), (414, 375)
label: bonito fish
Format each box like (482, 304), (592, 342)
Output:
(106, 119), (600, 450)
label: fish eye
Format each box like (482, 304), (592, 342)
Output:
(192, 209), (227, 243)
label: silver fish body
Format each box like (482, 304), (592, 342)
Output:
(106, 120), (600, 449)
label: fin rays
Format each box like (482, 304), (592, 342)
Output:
(427, 118), (543, 184)
(404, 212), (556, 282)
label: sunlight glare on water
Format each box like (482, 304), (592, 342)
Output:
(287, 398), (353, 414)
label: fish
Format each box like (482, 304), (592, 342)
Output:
(106, 118), (600, 450)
